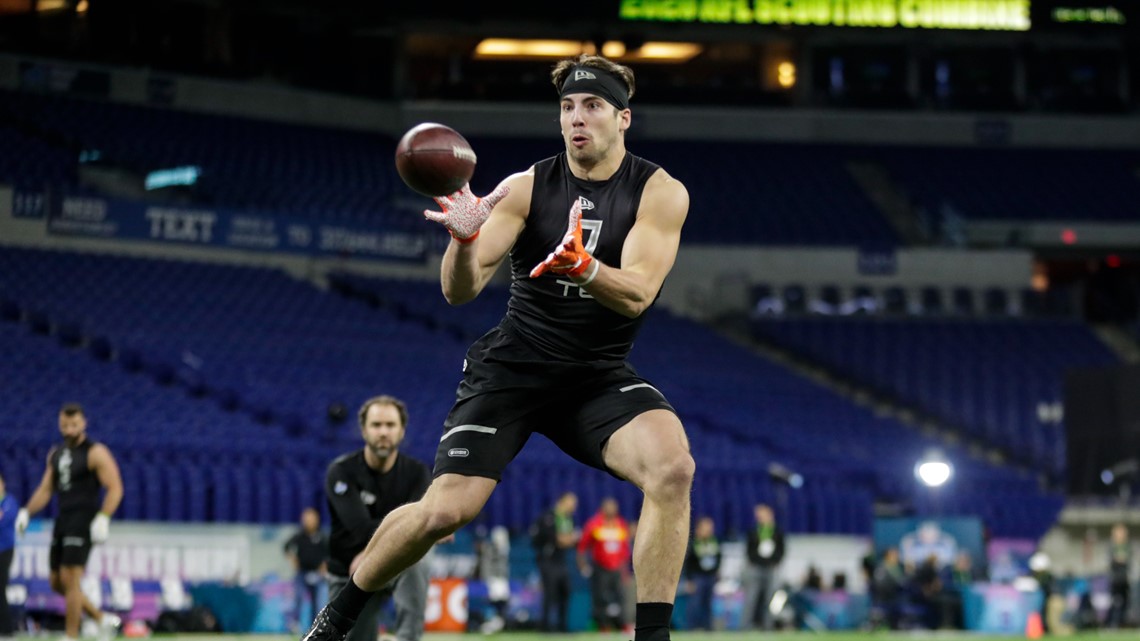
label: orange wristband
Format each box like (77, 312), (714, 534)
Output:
(575, 258), (599, 285)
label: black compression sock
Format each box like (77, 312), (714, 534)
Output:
(634, 602), (673, 641)
(329, 576), (371, 622)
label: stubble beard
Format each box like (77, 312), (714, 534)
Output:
(369, 443), (395, 459)
(569, 141), (607, 168)
(565, 132), (611, 165)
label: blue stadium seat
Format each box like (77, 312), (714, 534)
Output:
(750, 316), (1117, 485)
(0, 247), (1082, 536)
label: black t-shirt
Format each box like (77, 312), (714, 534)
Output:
(746, 524), (786, 567)
(505, 152), (661, 362)
(684, 536), (722, 578)
(284, 530), (329, 573)
(325, 450), (431, 576)
(49, 439), (102, 520)
(530, 508), (575, 562)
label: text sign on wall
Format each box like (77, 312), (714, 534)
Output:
(45, 194), (428, 263)
(10, 531), (251, 583)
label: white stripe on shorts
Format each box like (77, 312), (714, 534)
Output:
(619, 382), (661, 395)
(439, 424), (499, 442)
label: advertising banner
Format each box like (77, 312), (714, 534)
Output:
(424, 578), (468, 632)
(46, 193), (427, 262)
(873, 517), (985, 567)
(10, 528), (250, 583)
(964, 583), (1043, 633)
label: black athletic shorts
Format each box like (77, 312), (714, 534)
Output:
(50, 511), (95, 570)
(433, 322), (676, 481)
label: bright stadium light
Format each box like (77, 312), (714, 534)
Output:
(473, 38), (701, 63)
(915, 451), (953, 488)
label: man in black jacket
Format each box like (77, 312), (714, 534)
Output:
(530, 492), (579, 631)
(326, 396), (432, 641)
(742, 504), (784, 630)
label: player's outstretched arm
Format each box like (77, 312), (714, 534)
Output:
(534, 170), (687, 318)
(437, 170), (532, 305)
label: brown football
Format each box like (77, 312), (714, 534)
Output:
(394, 123), (477, 197)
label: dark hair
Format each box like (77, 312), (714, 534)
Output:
(357, 395), (408, 428)
(60, 403), (85, 417)
(551, 54), (636, 101)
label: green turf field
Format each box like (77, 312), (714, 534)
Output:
(154, 632), (1136, 641)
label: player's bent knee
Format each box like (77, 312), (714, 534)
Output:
(670, 451), (697, 488)
(421, 505), (476, 539)
(646, 451), (695, 498)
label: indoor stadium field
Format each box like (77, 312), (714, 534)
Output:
(2, 1), (1139, 640)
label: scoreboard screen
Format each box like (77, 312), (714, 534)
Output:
(617, 0), (1132, 32)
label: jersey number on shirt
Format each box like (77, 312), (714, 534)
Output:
(555, 219), (603, 298)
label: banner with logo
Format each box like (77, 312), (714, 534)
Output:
(872, 517), (985, 568)
(45, 193), (428, 262)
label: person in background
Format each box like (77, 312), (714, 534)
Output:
(912, 554), (942, 629)
(831, 572), (847, 592)
(1029, 552), (1054, 633)
(872, 547), (906, 630)
(529, 492), (578, 632)
(17, 404), (123, 641)
(940, 551), (979, 629)
(802, 566), (823, 591)
(475, 525), (511, 633)
(743, 504), (785, 630)
(682, 516), (720, 631)
(578, 497), (632, 632)
(324, 396), (432, 641)
(860, 551), (877, 593)
(0, 472), (18, 637)
(623, 520), (639, 635)
(284, 507), (329, 633)
(1107, 524), (1131, 629)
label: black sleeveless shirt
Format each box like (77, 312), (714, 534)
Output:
(505, 152), (660, 362)
(49, 439), (102, 517)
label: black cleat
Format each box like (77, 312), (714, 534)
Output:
(301, 605), (354, 641)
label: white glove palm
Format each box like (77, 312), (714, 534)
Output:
(15, 508), (29, 536)
(424, 183), (510, 241)
(90, 512), (111, 544)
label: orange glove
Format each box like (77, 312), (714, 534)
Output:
(530, 199), (595, 278)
